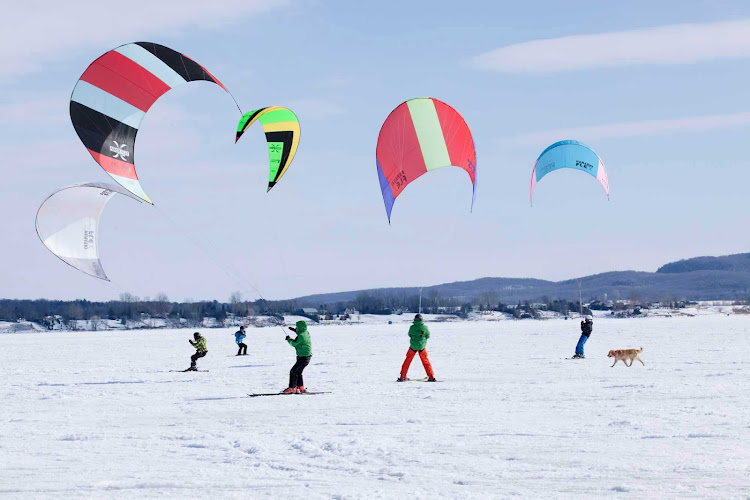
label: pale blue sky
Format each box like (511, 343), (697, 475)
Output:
(2, 0), (750, 301)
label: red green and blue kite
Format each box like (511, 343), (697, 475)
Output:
(376, 97), (477, 222)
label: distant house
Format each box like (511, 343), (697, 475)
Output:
(296, 308), (320, 321)
(436, 306), (461, 314)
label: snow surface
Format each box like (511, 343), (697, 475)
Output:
(1, 316), (748, 498)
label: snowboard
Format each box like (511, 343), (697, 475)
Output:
(247, 391), (330, 397)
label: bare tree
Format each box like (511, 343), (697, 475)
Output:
(478, 291), (498, 311)
(183, 299), (202, 327)
(428, 290), (440, 312)
(229, 291), (245, 318)
(68, 303), (84, 320)
(119, 292), (139, 303)
(154, 293), (172, 318)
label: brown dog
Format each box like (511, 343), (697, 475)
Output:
(607, 347), (644, 367)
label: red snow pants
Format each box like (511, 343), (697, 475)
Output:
(400, 348), (434, 379)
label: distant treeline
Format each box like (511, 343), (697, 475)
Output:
(2, 288), (712, 327)
(0, 290), (531, 324)
(0, 293), (296, 326)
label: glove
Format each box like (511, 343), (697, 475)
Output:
(288, 326), (297, 332)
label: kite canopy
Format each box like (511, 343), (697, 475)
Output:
(35, 182), (140, 281)
(235, 107), (300, 191)
(530, 140), (610, 205)
(376, 97), (477, 222)
(70, 42), (234, 204)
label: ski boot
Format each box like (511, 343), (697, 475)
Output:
(396, 377), (409, 382)
(427, 377), (437, 382)
(297, 386), (306, 393)
(282, 387), (298, 394)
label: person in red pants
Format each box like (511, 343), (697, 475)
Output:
(397, 314), (437, 382)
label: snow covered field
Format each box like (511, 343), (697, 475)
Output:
(1, 316), (748, 498)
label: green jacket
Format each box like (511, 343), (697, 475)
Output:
(191, 336), (207, 353)
(287, 320), (312, 357)
(408, 320), (430, 351)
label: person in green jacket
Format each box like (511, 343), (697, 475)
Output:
(188, 332), (207, 371)
(283, 320), (312, 393)
(398, 314), (436, 382)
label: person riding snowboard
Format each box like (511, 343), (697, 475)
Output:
(188, 332), (207, 370)
(397, 314), (436, 382)
(572, 316), (593, 359)
(234, 325), (248, 356)
(283, 320), (312, 394)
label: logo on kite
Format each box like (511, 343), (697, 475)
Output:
(83, 230), (95, 250)
(109, 141), (129, 160)
(375, 97), (477, 223)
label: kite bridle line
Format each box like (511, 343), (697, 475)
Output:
(153, 205), (289, 336)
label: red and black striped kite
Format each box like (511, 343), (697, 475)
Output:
(70, 42), (236, 204)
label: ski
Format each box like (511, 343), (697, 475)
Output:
(247, 391), (330, 397)
(398, 378), (442, 382)
(170, 369), (209, 372)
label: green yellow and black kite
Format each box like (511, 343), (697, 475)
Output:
(236, 107), (300, 192)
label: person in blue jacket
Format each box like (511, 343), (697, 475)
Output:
(234, 325), (248, 356)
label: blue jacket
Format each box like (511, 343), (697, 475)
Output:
(235, 330), (246, 344)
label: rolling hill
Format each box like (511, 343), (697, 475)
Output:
(292, 252), (750, 306)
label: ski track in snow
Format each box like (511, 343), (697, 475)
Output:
(1, 316), (748, 498)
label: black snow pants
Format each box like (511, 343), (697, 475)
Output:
(289, 356), (311, 388)
(191, 351), (207, 367)
(237, 343), (247, 355)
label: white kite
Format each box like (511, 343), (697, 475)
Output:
(35, 182), (140, 280)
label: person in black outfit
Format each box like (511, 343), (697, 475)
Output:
(573, 317), (593, 359)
